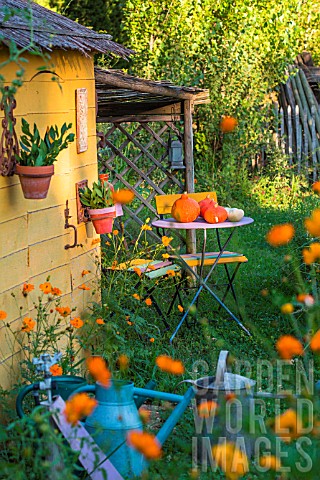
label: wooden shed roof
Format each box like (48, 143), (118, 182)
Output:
(95, 67), (210, 120)
(0, 0), (133, 58)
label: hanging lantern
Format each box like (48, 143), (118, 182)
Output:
(168, 136), (185, 170)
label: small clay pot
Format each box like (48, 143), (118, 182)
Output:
(16, 164), (54, 199)
(88, 206), (116, 234)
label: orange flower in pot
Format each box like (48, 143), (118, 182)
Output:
(15, 119), (74, 199)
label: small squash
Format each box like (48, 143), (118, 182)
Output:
(198, 195), (217, 217)
(171, 192), (200, 222)
(203, 204), (228, 224)
(226, 208), (244, 222)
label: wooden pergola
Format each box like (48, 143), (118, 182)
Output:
(95, 67), (210, 252)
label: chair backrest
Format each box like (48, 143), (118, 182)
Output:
(155, 191), (217, 216)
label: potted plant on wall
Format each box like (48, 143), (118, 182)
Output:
(79, 179), (119, 234)
(15, 119), (75, 199)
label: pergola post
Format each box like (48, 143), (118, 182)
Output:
(184, 99), (196, 255)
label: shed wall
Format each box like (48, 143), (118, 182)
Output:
(0, 50), (100, 387)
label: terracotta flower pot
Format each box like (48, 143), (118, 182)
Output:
(16, 164), (54, 199)
(88, 206), (116, 234)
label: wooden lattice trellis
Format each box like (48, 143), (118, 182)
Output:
(97, 120), (185, 242)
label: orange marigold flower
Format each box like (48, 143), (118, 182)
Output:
(55, 306), (71, 317)
(50, 364), (63, 376)
(145, 298), (152, 306)
(133, 267), (142, 277)
(118, 354), (129, 370)
(259, 455), (281, 471)
(156, 355), (185, 375)
(0, 310), (7, 320)
(112, 189), (135, 204)
(276, 335), (304, 360)
(23, 283), (34, 294)
(149, 337), (155, 343)
(266, 224), (295, 247)
(78, 284), (90, 291)
(280, 303), (294, 315)
(22, 317), (36, 332)
(141, 224), (152, 231)
(274, 408), (300, 442)
(166, 269), (175, 277)
(127, 430), (162, 460)
(305, 209), (320, 237)
(219, 116), (238, 133)
(212, 442), (249, 480)
(197, 400), (218, 418)
(162, 253), (170, 259)
(39, 282), (52, 294)
(310, 330), (320, 353)
(96, 318), (105, 325)
(64, 393), (97, 426)
(70, 317), (84, 329)
(87, 356), (111, 387)
(178, 304), (184, 313)
(312, 182), (320, 194)
(303, 242), (320, 264)
(113, 229), (119, 236)
(52, 287), (62, 296)
(162, 236), (173, 247)
(133, 293), (141, 301)
(81, 270), (90, 277)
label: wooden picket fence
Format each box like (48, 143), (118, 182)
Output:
(275, 67), (320, 181)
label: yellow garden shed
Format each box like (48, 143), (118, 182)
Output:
(0, 0), (132, 387)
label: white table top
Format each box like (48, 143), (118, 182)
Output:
(152, 216), (254, 230)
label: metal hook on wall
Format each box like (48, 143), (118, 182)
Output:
(64, 200), (82, 249)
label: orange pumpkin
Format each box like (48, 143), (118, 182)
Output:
(171, 193), (200, 222)
(203, 204), (228, 224)
(198, 195), (218, 217)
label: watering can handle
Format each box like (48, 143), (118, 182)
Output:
(215, 350), (229, 385)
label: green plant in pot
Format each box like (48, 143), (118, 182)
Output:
(80, 179), (119, 234)
(15, 118), (75, 199)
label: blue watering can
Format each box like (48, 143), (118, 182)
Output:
(72, 379), (194, 478)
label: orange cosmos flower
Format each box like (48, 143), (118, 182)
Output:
(162, 253), (170, 259)
(56, 306), (71, 317)
(303, 242), (320, 264)
(280, 303), (294, 315)
(50, 364), (63, 376)
(276, 335), (304, 360)
(145, 298), (152, 306)
(87, 356), (111, 387)
(64, 393), (97, 426)
(113, 229), (119, 236)
(127, 320), (133, 325)
(310, 330), (320, 353)
(78, 284), (90, 291)
(162, 236), (173, 247)
(81, 269), (90, 276)
(274, 408), (300, 442)
(166, 269), (175, 277)
(141, 224), (152, 231)
(212, 442), (248, 480)
(22, 317), (36, 332)
(312, 182), (320, 194)
(133, 293), (141, 301)
(296, 293), (314, 306)
(259, 455), (281, 471)
(22, 283), (34, 295)
(0, 310), (7, 320)
(219, 116), (238, 133)
(96, 318), (105, 325)
(178, 304), (184, 313)
(127, 430), (162, 459)
(70, 317), (84, 329)
(197, 400), (218, 418)
(305, 209), (320, 237)
(133, 267), (142, 277)
(156, 355), (185, 375)
(51, 287), (62, 296)
(149, 337), (155, 343)
(118, 354), (129, 370)
(39, 282), (52, 294)
(112, 189), (135, 204)
(266, 224), (295, 247)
